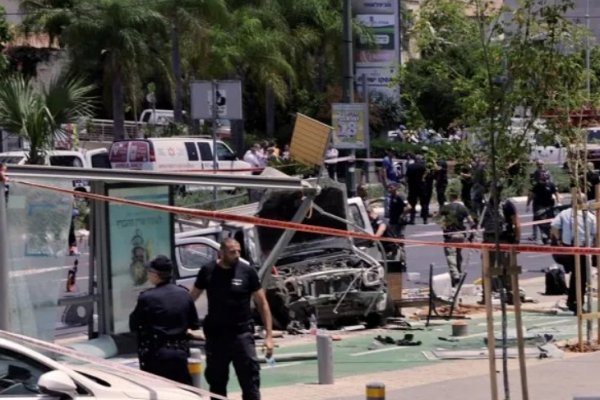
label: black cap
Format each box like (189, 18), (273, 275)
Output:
(145, 255), (173, 274)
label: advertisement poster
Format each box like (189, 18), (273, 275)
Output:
(355, 66), (399, 98)
(355, 14), (397, 67)
(107, 185), (172, 334)
(331, 103), (369, 150)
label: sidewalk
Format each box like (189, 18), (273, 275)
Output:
(229, 276), (600, 400)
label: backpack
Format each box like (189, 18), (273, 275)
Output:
(545, 267), (568, 295)
(481, 200), (514, 242)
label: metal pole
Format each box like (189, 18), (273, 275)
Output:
(188, 348), (203, 388)
(586, 0), (591, 98)
(258, 194), (316, 285)
(212, 80), (218, 205)
(362, 74), (371, 184)
(317, 334), (334, 384)
(342, 0), (356, 197)
(0, 176), (9, 330)
(342, 0), (354, 104)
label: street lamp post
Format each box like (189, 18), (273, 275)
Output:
(342, 0), (356, 197)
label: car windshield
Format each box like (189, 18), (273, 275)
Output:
(587, 129), (600, 144)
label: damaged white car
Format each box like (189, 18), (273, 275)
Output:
(175, 180), (391, 330)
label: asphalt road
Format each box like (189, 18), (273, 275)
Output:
(402, 196), (556, 291)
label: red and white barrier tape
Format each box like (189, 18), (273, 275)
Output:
(14, 179), (600, 256)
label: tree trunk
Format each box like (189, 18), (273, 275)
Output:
(265, 85), (275, 138)
(112, 67), (126, 140)
(171, 23), (184, 123)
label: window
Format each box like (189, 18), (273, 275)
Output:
(185, 142), (199, 161)
(198, 143), (213, 161)
(216, 143), (236, 161)
(0, 156), (24, 165)
(0, 347), (50, 395)
(91, 153), (111, 168)
(177, 243), (217, 272)
(128, 142), (150, 162)
(109, 142), (129, 162)
(49, 156), (83, 167)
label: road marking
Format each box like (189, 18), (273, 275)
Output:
(264, 361), (304, 369)
(351, 346), (410, 356)
(10, 265), (72, 278)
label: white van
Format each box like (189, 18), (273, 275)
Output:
(108, 137), (252, 174)
(0, 148), (110, 191)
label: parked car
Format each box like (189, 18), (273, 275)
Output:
(0, 149), (110, 191)
(0, 330), (203, 399)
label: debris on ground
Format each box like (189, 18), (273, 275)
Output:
(373, 333), (422, 346)
(563, 341), (600, 353)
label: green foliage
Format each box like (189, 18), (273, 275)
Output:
(370, 137), (465, 161)
(402, 0), (593, 198)
(0, 73), (95, 164)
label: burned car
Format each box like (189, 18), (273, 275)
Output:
(255, 184), (391, 329)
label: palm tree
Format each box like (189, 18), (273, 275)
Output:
(150, 0), (228, 123)
(0, 73), (95, 164)
(208, 4), (296, 135)
(60, 0), (167, 140)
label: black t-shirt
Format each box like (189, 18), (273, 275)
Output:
(440, 202), (469, 232)
(482, 200), (517, 243)
(388, 193), (407, 225)
(194, 261), (260, 331)
(531, 181), (557, 208)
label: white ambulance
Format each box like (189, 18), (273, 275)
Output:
(108, 137), (252, 174)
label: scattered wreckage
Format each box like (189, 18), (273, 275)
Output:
(175, 177), (391, 330)
(253, 182), (391, 330)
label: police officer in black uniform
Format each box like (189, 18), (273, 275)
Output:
(129, 255), (200, 384)
(191, 238), (273, 400)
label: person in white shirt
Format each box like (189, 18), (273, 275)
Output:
(325, 144), (339, 179)
(550, 192), (597, 314)
(243, 144), (261, 170)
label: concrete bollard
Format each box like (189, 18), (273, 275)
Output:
(188, 348), (203, 388)
(366, 382), (385, 400)
(317, 334), (334, 384)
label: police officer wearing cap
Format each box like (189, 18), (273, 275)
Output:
(191, 237), (273, 400)
(129, 255), (200, 384)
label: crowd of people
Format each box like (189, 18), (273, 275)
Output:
(242, 141), (290, 170)
(373, 148), (597, 311)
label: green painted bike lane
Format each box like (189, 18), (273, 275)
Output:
(225, 312), (579, 393)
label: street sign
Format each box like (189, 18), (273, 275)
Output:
(190, 80), (243, 120)
(331, 103), (369, 150)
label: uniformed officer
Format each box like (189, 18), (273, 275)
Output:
(129, 255), (200, 385)
(191, 238), (273, 400)
(438, 190), (474, 287)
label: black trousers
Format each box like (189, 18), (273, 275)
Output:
(205, 331), (260, 400)
(140, 347), (192, 385)
(558, 254), (588, 310)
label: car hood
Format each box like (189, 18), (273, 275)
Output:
(256, 181), (351, 255)
(73, 364), (200, 399)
